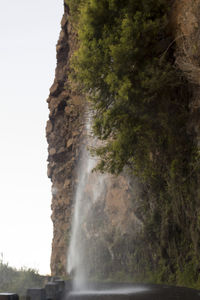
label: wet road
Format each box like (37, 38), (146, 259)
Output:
(66, 283), (200, 300)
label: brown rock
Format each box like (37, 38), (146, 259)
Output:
(46, 120), (53, 134)
(50, 82), (59, 96)
(56, 44), (62, 52)
(72, 95), (82, 106)
(61, 14), (68, 28)
(64, 179), (71, 188)
(72, 130), (79, 137)
(67, 138), (73, 148)
(49, 148), (56, 156)
(59, 30), (65, 40)
(65, 106), (73, 115)
(58, 147), (65, 154)
(47, 166), (53, 178)
(46, 3), (85, 277)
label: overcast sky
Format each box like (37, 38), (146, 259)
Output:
(0, 0), (64, 274)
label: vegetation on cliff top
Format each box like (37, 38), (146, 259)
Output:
(66, 0), (200, 288)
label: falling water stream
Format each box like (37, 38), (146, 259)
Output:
(66, 118), (200, 300)
(67, 118), (107, 291)
(66, 118), (149, 297)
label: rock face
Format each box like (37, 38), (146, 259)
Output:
(46, 3), (85, 276)
(46, 3), (142, 277)
(47, 0), (200, 283)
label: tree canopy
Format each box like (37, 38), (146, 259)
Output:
(68, 0), (191, 180)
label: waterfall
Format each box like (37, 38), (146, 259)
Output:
(67, 117), (107, 291)
(66, 116), (143, 293)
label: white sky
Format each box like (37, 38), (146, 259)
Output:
(0, 0), (64, 274)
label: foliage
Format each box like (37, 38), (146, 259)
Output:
(66, 0), (200, 288)
(67, 0), (192, 178)
(0, 259), (46, 296)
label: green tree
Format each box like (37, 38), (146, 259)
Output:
(68, 0), (191, 178)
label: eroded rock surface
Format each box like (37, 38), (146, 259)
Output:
(46, 3), (142, 277)
(46, 3), (85, 276)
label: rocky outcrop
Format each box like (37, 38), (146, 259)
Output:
(46, 2), (142, 277)
(46, 3), (85, 276)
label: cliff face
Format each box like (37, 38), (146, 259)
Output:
(46, 3), (85, 275)
(46, 3), (142, 277)
(46, 0), (200, 285)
